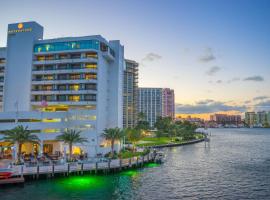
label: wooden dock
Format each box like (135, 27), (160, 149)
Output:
(0, 177), (25, 185)
(0, 153), (155, 184)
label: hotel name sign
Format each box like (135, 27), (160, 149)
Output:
(8, 23), (32, 34)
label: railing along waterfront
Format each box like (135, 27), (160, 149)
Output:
(10, 153), (155, 178)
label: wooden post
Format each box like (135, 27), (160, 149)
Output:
(81, 163), (84, 175)
(67, 163), (70, 176)
(108, 160), (111, 170)
(129, 158), (131, 167)
(95, 162), (98, 174)
(147, 154), (150, 162)
(136, 157), (139, 166)
(52, 164), (54, 177)
(20, 165), (24, 178)
(37, 165), (40, 179)
(119, 159), (122, 171)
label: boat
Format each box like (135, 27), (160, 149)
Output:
(0, 169), (13, 179)
(154, 151), (165, 164)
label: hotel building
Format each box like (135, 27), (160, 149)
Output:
(0, 21), (124, 157)
(123, 59), (138, 128)
(138, 88), (175, 128)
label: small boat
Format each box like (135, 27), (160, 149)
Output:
(154, 151), (165, 164)
(0, 169), (13, 179)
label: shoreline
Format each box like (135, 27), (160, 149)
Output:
(148, 138), (205, 148)
(0, 138), (206, 186)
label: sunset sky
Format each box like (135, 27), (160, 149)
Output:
(1, 0), (270, 119)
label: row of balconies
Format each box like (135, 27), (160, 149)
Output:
(32, 73), (97, 81)
(31, 94), (97, 102)
(32, 63), (97, 72)
(32, 83), (97, 92)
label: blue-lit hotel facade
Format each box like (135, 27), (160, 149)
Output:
(0, 21), (124, 157)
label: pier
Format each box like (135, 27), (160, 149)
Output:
(2, 153), (156, 183)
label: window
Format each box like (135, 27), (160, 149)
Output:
(43, 85), (53, 91)
(85, 63), (97, 69)
(70, 74), (80, 80)
(84, 94), (96, 101)
(58, 64), (68, 70)
(85, 83), (97, 90)
(69, 95), (80, 102)
(34, 40), (100, 53)
(44, 75), (54, 80)
(69, 84), (80, 91)
(58, 85), (66, 90)
(85, 73), (97, 80)
(85, 52), (98, 58)
(100, 42), (108, 52)
(57, 95), (66, 101)
(37, 56), (45, 61)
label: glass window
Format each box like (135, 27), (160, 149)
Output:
(34, 40), (100, 53)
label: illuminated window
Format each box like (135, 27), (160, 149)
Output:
(85, 73), (97, 80)
(70, 84), (80, 91)
(44, 75), (54, 80)
(70, 74), (81, 80)
(37, 56), (45, 61)
(69, 95), (80, 102)
(85, 63), (97, 69)
(85, 52), (98, 58)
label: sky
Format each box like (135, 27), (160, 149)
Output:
(1, 0), (270, 119)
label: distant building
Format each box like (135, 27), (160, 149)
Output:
(210, 114), (241, 125)
(245, 112), (256, 126)
(245, 111), (270, 127)
(138, 88), (175, 127)
(123, 59), (138, 128)
(162, 88), (175, 119)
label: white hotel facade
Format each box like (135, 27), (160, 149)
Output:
(0, 21), (124, 157)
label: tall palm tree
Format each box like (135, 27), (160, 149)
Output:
(102, 128), (122, 157)
(0, 125), (40, 164)
(56, 129), (88, 160)
(126, 128), (143, 151)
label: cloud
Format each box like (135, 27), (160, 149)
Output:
(142, 53), (162, 62)
(216, 80), (222, 84)
(206, 66), (221, 76)
(176, 100), (246, 114)
(198, 48), (216, 63)
(255, 100), (270, 109)
(227, 77), (240, 83)
(243, 75), (264, 82)
(253, 96), (269, 101)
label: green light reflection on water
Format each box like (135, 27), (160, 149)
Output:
(56, 175), (107, 191)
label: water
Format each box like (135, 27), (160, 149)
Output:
(1, 128), (270, 200)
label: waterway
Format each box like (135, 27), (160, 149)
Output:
(1, 128), (270, 199)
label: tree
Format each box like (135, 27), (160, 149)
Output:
(0, 125), (40, 164)
(136, 112), (150, 131)
(126, 129), (143, 151)
(169, 123), (179, 140)
(101, 128), (122, 157)
(56, 129), (88, 160)
(155, 116), (173, 136)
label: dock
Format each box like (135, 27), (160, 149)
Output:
(0, 153), (156, 185)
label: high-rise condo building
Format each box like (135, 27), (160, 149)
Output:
(123, 59), (138, 128)
(138, 88), (175, 128)
(0, 21), (124, 157)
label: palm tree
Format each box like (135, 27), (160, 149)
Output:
(0, 125), (40, 164)
(56, 129), (88, 160)
(126, 128), (143, 151)
(102, 128), (122, 157)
